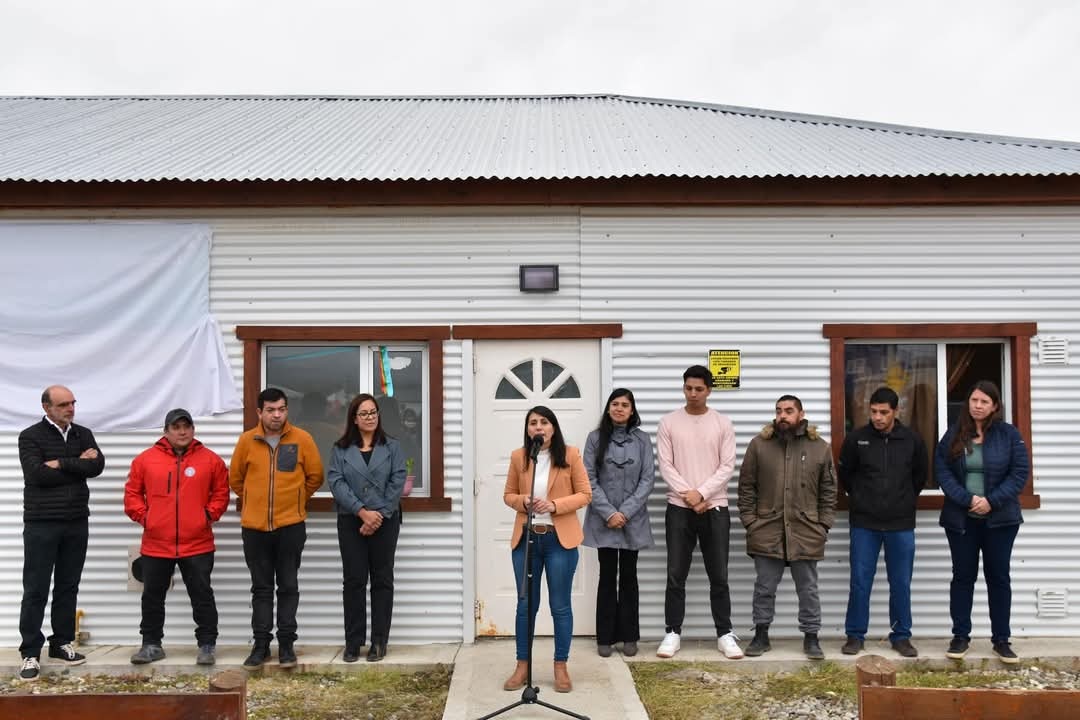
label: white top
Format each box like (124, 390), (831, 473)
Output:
(529, 450), (552, 524)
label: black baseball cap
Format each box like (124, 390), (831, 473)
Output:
(164, 408), (194, 430)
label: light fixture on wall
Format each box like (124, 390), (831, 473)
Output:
(519, 264), (559, 292)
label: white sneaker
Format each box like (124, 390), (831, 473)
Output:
(718, 631), (744, 659)
(656, 631), (681, 658)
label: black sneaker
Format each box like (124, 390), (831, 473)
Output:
(891, 638), (919, 658)
(946, 636), (970, 659)
(803, 633), (825, 660)
(841, 636), (864, 655)
(993, 641), (1019, 665)
(48, 643), (86, 665)
(18, 656), (40, 681)
(130, 644), (166, 664)
(196, 644), (216, 666)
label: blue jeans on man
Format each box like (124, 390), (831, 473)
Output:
(512, 529), (579, 662)
(844, 526), (915, 642)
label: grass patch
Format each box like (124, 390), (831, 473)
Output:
(0, 668), (452, 720)
(628, 662), (772, 720)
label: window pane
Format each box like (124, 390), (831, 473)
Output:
(265, 345), (365, 488)
(510, 361), (533, 389)
(373, 348), (426, 493)
(845, 343), (938, 485)
(496, 377), (526, 399)
(551, 376), (580, 399)
(946, 344), (1004, 427)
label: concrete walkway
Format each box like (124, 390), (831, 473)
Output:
(5, 636), (1078, 720)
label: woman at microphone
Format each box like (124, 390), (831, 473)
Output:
(502, 406), (592, 694)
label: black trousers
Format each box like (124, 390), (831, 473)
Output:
(337, 512), (401, 648)
(19, 519), (88, 658)
(664, 504), (733, 636)
(595, 547), (640, 645)
(139, 552), (218, 646)
(242, 522), (306, 644)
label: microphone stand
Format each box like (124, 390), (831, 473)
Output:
(476, 438), (589, 720)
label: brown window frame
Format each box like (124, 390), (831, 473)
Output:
(236, 325), (452, 512)
(823, 323), (1040, 511)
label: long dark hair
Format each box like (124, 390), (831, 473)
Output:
(948, 380), (1004, 459)
(593, 388), (641, 477)
(521, 405), (568, 469)
(335, 393), (388, 449)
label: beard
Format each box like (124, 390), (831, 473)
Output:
(774, 421), (794, 442)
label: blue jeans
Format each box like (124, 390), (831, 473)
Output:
(512, 530), (578, 662)
(844, 526), (915, 642)
(946, 517), (1019, 644)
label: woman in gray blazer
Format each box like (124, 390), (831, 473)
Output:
(327, 393), (407, 663)
(582, 388), (655, 657)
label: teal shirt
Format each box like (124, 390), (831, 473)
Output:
(966, 444), (985, 518)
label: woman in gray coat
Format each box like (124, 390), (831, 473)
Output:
(582, 388), (655, 657)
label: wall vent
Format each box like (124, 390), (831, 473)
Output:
(1036, 588), (1068, 618)
(1038, 337), (1068, 365)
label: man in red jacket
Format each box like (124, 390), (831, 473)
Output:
(124, 409), (230, 666)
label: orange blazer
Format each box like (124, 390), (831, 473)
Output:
(504, 445), (592, 549)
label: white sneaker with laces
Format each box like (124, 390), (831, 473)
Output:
(718, 632), (744, 659)
(19, 656), (40, 681)
(656, 631), (681, 658)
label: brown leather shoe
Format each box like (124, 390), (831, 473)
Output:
(503, 660), (528, 691)
(553, 661), (572, 693)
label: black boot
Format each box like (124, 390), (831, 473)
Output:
(243, 641), (271, 670)
(803, 632), (824, 660)
(278, 641), (297, 668)
(745, 624), (771, 657)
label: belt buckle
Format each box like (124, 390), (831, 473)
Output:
(532, 524), (549, 535)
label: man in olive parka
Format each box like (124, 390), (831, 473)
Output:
(737, 395), (837, 660)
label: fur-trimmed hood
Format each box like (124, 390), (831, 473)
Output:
(757, 420), (821, 441)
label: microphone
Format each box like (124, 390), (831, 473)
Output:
(529, 434), (544, 459)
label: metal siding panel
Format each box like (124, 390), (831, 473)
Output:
(581, 206), (1080, 639)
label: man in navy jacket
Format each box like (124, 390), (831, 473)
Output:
(837, 386), (927, 658)
(17, 385), (105, 681)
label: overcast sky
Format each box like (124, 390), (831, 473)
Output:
(3, 1), (1078, 142)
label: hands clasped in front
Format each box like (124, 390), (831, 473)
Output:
(358, 508), (384, 535)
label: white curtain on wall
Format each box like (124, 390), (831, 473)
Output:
(0, 222), (241, 431)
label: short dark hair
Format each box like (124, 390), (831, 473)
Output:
(869, 386), (899, 409)
(257, 387), (288, 409)
(683, 365), (713, 386)
(777, 394), (803, 411)
(41, 388), (52, 405)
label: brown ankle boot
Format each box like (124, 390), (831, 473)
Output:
(553, 661), (572, 693)
(503, 660), (528, 691)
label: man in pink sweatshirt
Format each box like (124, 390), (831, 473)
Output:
(655, 365), (743, 660)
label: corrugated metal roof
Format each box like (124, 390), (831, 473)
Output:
(1, 94), (1079, 182)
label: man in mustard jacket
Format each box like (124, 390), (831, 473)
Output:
(229, 388), (324, 669)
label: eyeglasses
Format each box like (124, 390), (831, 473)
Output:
(356, 410), (379, 419)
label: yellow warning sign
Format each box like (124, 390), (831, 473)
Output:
(709, 350), (741, 390)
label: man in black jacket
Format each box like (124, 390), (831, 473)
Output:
(16, 385), (105, 681)
(837, 386), (927, 658)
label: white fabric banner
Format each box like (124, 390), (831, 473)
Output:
(0, 222), (241, 431)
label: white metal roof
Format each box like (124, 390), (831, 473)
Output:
(2, 94), (1079, 182)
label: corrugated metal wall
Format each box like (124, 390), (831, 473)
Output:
(2, 205), (1079, 648)
(581, 206), (1080, 640)
(0, 210), (583, 647)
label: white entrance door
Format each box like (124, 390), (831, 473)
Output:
(474, 339), (601, 637)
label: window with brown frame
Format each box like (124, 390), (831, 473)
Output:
(236, 326), (452, 512)
(823, 323), (1040, 511)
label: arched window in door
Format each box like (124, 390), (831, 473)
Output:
(495, 358), (581, 400)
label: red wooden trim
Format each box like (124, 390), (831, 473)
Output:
(1012, 334), (1037, 496)
(453, 323), (623, 340)
(829, 337), (846, 479)
(236, 325), (451, 341)
(859, 685), (1080, 720)
(0, 693), (243, 720)
(6, 175), (1080, 208)
(242, 339), (260, 431)
(237, 325), (452, 512)
(823, 323), (1038, 339)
